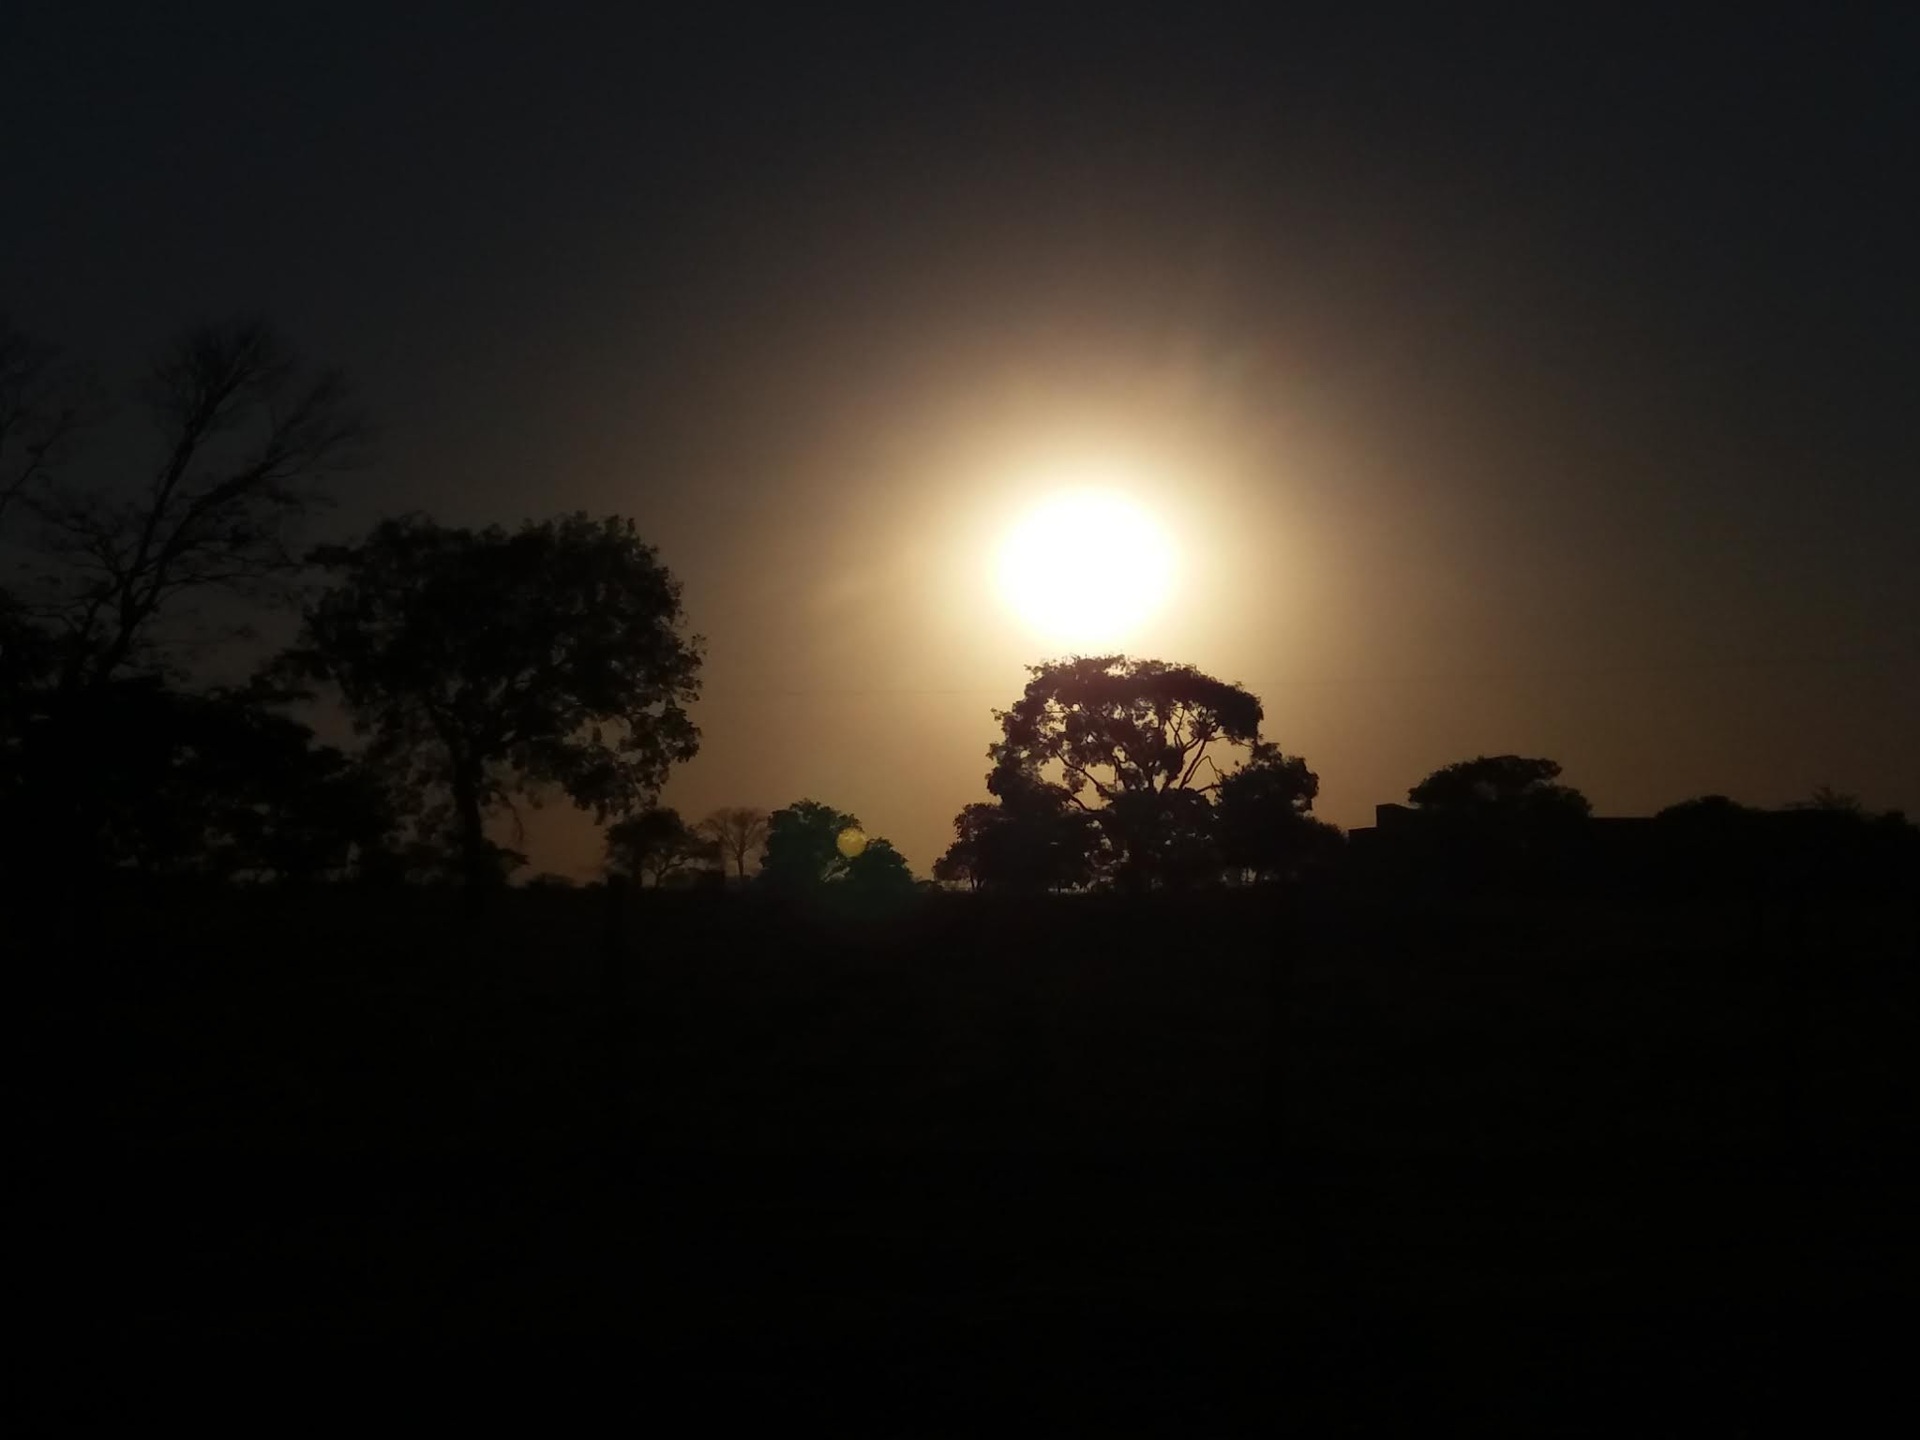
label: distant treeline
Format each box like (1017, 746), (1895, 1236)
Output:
(3, 315), (1913, 903)
(920, 663), (1915, 901)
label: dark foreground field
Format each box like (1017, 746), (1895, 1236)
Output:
(15, 885), (1919, 1430)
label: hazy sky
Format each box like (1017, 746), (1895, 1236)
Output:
(6, 3), (1917, 875)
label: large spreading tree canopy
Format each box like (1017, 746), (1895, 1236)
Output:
(990, 655), (1264, 805)
(985, 655), (1271, 888)
(283, 512), (702, 886)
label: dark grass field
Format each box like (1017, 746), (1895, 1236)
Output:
(14, 885), (1919, 1429)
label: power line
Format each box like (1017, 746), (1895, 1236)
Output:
(697, 652), (1908, 699)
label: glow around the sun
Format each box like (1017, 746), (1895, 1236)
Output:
(995, 489), (1177, 647)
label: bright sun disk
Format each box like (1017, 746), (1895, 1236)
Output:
(995, 490), (1176, 647)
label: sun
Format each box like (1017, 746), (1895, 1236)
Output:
(995, 490), (1177, 647)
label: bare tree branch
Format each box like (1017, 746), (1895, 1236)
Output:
(0, 316), (94, 529)
(696, 806), (770, 878)
(26, 319), (365, 684)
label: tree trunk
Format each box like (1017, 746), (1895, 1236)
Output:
(449, 758), (490, 891)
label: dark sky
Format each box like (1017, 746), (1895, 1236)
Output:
(6, 2), (1917, 874)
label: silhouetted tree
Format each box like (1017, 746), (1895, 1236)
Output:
(2, 675), (394, 883)
(992, 656), (1263, 801)
(606, 806), (719, 886)
(0, 315), (91, 529)
(934, 786), (1104, 892)
(23, 320), (363, 685)
(844, 837), (916, 896)
(933, 803), (996, 889)
(1215, 742), (1340, 881)
(1402, 754), (1589, 891)
(1645, 791), (1918, 902)
(0, 588), (58, 741)
(1654, 794), (1754, 823)
(759, 799), (880, 891)
(1652, 794), (1764, 896)
(182, 694), (396, 882)
(930, 842), (979, 890)
(1104, 784), (1224, 889)
(989, 656), (1263, 889)
(1407, 755), (1591, 821)
(1793, 784), (1864, 815)
(2, 320), (100, 792)
(1768, 789), (1918, 899)
(282, 512), (702, 888)
(698, 805), (770, 879)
